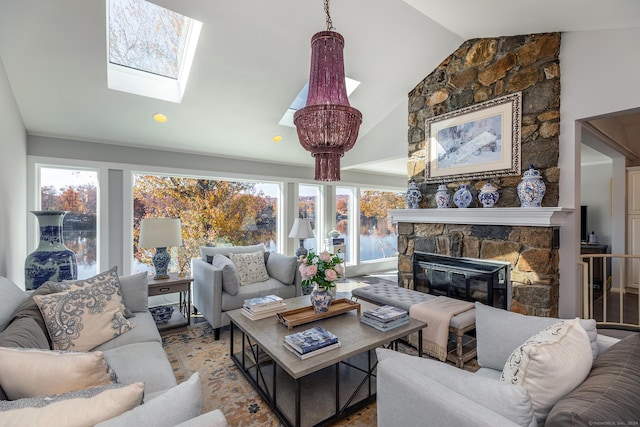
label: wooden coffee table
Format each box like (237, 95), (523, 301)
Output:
(227, 295), (427, 427)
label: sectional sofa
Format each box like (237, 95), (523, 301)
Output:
(0, 271), (227, 426)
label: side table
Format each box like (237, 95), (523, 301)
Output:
(148, 272), (193, 331)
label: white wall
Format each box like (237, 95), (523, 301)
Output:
(559, 28), (640, 317)
(0, 57), (27, 286)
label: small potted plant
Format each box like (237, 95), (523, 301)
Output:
(299, 250), (344, 313)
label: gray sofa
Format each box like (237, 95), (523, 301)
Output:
(0, 273), (227, 426)
(192, 244), (301, 339)
(375, 302), (640, 427)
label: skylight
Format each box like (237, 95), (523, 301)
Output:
(279, 78), (361, 128)
(107, 0), (202, 103)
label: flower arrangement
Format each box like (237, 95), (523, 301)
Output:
(299, 250), (344, 290)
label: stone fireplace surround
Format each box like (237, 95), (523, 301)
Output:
(391, 208), (572, 317)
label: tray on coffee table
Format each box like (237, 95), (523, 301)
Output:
(276, 298), (361, 331)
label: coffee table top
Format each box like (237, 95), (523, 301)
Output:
(227, 295), (427, 378)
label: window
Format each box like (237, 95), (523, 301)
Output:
(335, 187), (354, 263)
(132, 174), (280, 273)
(298, 184), (321, 253)
(359, 189), (404, 261)
(38, 167), (99, 279)
(107, 0), (202, 103)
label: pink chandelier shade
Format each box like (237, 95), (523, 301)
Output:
(294, 28), (362, 182)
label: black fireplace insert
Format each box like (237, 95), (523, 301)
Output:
(413, 252), (511, 310)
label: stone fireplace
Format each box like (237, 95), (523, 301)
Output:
(391, 208), (570, 317)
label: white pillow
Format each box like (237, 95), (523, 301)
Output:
(229, 251), (269, 285)
(500, 318), (593, 424)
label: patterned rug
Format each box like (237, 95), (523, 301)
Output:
(161, 322), (377, 426)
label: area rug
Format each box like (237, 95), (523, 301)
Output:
(161, 322), (377, 426)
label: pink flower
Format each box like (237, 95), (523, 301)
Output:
(319, 251), (331, 262)
(299, 264), (317, 279)
(324, 268), (338, 282)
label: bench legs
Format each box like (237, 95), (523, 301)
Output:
(446, 324), (477, 368)
(214, 328), (221, 340)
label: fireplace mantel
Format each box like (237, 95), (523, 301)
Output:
(388, 207), (573, 227)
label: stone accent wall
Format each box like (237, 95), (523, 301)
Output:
(400, 33), (562, 316)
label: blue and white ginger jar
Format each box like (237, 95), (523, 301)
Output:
(517, 165), (546, 207)
(453, 184), (473, 209)
(24, 211), (78, 290)
(405, 179), (422, 209)
(478, 181), (500, 208)
(310, 284), (334, 314)
(435, 182), (450, 209)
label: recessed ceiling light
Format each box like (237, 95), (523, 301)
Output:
(273, 135), (283, 142)
(153, 113), (168, 123)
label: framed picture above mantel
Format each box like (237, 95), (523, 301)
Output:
(424, 92), (522, 183)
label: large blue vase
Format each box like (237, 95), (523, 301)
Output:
(25, 211), (78, 290)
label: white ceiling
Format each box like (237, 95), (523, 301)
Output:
(1, 0), (639, 177)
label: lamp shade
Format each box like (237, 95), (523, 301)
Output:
(288, 218), (314, 239)
(139, 218), (183, 248)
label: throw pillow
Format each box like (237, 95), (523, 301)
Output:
(211, 254), (240, 295)
(118, 272), (149, 314)
(0, 277), (28, 332)
(0, 382), (144, 427)
(0, 316), (50, 349)
(229, 251), (269, 286)
(96, 373), (202, 427)
(500, 318), (593, 424)
(0, 347), (117, 400)
(33, 284), (136, 351)
(48, 266), (129, 317)
(7, 282), (57, 348)
(266, 252), (297, 285)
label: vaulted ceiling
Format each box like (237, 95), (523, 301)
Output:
(1, 0), (639, 176)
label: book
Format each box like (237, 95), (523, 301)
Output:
(243, 301), (287, 313)
(283, 340), (342, 359)
(283, 326), (339, 354)
(244, 295), (283, 309)
(244, 344), (271, 364)
(362, 305), (408, 323)
(360, 315), (409, 332)
(241, 305), (285, 320)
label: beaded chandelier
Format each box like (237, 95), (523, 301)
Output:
(294, 0), (362, 182)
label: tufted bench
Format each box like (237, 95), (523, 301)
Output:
(351, 284), (476, 367)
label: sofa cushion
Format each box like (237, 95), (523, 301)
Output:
(221, 277), (298, 311)
(475, 302), (598, 370)
(0, 316), (50, 349)
(266, 252), (297, 285)
(199, 244), (265, 261)
(211, 254), (240, 295)
(6, 282), (57, 348)
(34, 283), (135, 351)
(96, 373), (202, 427)
(93, 311), (161, 350)
(0, 382), (144, 426)
(0, 277), (28, 332)
(119, 272), (149, 314)
(545, 333), (640, 427)
(230, 251), (269, 285)
(0, 347), (117, 400)
(500, 318), (593, 424)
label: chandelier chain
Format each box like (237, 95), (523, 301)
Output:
(324, 0), (335, 31)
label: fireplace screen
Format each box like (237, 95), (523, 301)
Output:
(413, 252), (510, 310)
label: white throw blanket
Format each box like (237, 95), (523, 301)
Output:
(409, 297), (474, 361)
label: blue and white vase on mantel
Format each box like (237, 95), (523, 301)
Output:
(478, 181), (500, 208)
(405, 179), (422, 209)
(435, 182), (450, 208)
(453, 184), (473, 208)
(24, 211), (78, 290)
(517, 165), (546, 207)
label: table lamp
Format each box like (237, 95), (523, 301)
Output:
(139, 218), (183, 280)
(288, 218), (314, 258)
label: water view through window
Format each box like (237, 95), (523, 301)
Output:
(39, 168), (98, 279)
(359, 189), (404, 261)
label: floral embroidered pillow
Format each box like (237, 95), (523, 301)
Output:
(229, 251), (269, 286)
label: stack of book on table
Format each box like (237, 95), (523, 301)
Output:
(241, 295), (287, 320)
(283, 326), (341, 359)
(360, 305), (409, 331)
